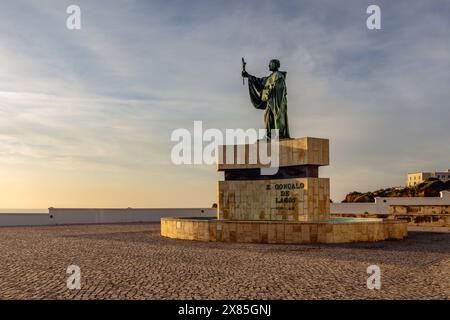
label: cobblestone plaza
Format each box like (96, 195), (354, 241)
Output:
(0, 223), (448, 299)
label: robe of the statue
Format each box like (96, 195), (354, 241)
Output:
(248, 71), (290, 139)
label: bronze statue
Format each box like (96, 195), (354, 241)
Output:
(242, 59), (290, 139)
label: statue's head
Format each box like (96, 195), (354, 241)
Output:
(269, 59), (280, 71)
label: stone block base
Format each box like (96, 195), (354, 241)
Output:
(218, 178), (330, 221)
(160, 217), (408, 244)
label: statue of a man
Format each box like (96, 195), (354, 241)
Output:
(242, 59), (290, 139)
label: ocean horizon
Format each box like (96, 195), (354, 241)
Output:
(0, 209), (48, 214)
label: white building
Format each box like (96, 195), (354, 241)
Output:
(407, 169), (450, 187)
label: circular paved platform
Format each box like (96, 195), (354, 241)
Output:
(161, 217), (408, 244)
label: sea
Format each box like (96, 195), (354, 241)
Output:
(0, 209), (48, 214)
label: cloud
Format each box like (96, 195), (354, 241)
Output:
(0, 0), (449, 206)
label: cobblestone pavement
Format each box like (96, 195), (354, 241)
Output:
(0, 223), (448, 300)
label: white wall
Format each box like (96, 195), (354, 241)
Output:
(330, 203), (380, 214)
(2, 192), (449, 226)
(374, 191), (450, 206)
(0, 208), (216, 227)
(331, 191), (450, 215)
(0, 214), (50, 226)
(48, 208), (216, 225)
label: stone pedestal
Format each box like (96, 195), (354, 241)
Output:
(217, 137), (330, 222)
(161, 136), (408, 243)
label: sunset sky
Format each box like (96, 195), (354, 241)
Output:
(1, 0), (449, 208)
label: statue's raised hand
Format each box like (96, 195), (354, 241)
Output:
(241, 70), (249, 78)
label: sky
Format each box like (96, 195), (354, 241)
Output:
(0, 0), (449, 208)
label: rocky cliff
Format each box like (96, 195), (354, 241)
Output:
(342, 178), (450, 203)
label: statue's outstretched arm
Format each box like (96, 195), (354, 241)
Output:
(241, 70), (251, 78)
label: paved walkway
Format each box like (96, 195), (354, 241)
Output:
(0, 223), (448, 299)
